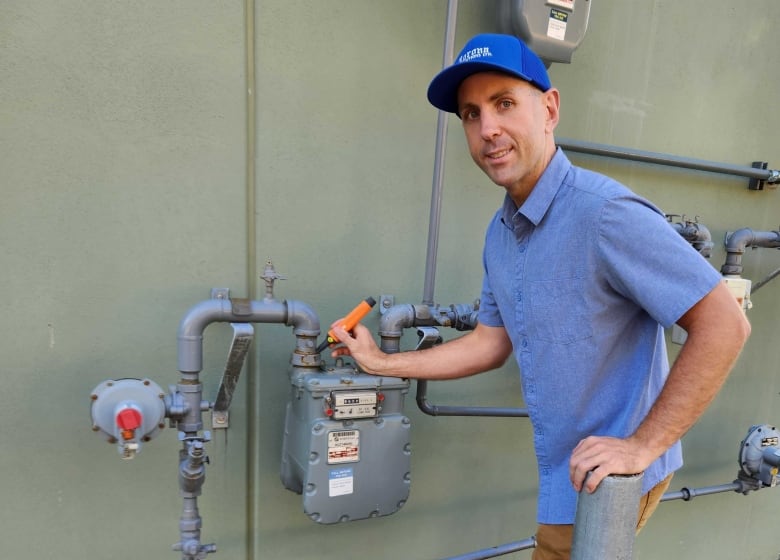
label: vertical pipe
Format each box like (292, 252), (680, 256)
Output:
(245, 4), (257, 304)
(571, 473), (643, 560)
(422, 0), (458, 305)
(244, 1), (259, 559)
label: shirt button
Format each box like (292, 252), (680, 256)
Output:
(522, 338), (528, 348)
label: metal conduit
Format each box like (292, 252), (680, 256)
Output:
(557, 137), (780, 190)
(440, 537), (536, 560)
(660, 481), (744, 502)
(422, 0), (459, 306)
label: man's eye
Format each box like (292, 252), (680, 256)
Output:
(463, 109), (479, 120)
(500, 99), (513, 109)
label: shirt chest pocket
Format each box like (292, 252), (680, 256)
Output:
(527, 278), (593, 344)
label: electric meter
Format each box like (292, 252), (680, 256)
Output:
(497, 0), (592, 64)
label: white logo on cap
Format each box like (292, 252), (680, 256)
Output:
(458, 47), (493, 63)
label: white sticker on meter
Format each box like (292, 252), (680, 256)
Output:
(327, 430), (360, 464)
(329, 467), (354, 497)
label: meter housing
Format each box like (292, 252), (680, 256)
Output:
(280, 361), (411, 524)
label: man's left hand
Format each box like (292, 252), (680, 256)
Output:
(569, 435), (653, 493)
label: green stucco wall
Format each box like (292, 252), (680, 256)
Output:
(2, 1), (779, 559)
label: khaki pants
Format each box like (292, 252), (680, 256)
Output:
(531, 473), (673, 560)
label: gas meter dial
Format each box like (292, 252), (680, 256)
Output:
(326, 390), (381, 420)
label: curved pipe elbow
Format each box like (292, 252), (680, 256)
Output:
(724, 228), (758, 255)
(722, 228), (780, 276)
(723, 227), (780, 253)
(284, 299), (320, 337)
(178, 299), (234, 340)
(379, 304), (417, 338)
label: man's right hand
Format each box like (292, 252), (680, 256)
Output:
(330, 323), (387, 375)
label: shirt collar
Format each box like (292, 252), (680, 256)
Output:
(500, 147), (572, 228)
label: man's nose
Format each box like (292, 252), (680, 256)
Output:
(480, 111), (501, 139)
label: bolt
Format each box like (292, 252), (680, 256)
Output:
(90, 394), (98, 401)
(92, 425), (100, 432)
(158, 423), (166, 429)
(143, 380), (150, 386)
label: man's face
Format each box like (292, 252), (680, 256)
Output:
(457, 72), (558, 200)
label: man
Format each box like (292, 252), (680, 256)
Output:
(331, 33), (750, 559)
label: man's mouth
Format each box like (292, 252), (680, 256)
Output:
(486, 147), (512, 160)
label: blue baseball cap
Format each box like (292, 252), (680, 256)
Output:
(427, 33), (551, 115)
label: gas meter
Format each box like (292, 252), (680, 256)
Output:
(280, 359), (411, 524)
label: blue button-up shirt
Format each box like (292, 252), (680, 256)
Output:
(478, 148), (721, 523)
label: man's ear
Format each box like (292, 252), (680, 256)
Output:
(543, 88), (561, 132)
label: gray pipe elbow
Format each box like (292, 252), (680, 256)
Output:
(723, 227), (780, 253)
(379, 304), (417, 338)
(722, 228), (780, 276)
(178, 299), (234, 340)
(284, 299), (320, 337)
(177, 299), (234, 374)
(724, 228), (757, 255)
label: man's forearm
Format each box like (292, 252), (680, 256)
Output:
(631, 281), (751, 459)
(332, 322), (513, 380)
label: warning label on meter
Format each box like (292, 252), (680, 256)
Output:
(327, 430), (360, 464)
(547, 8), (568, 40)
